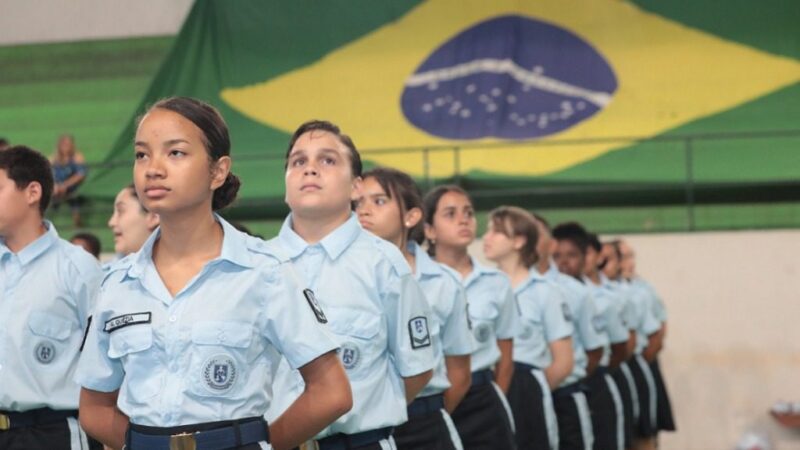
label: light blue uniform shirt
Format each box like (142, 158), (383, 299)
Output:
(0, 222), (101, 411)
(75, 217), (339, 427)
(513, 267), (573, 369)
(624, 278), (663, 354)
(544, 263), (606, 385)
(410, 243), (474, 398)
(631, 276), (667, 323)
(264, 214), (435, 437)
(463, 258), (518, 372)
(584, 276), (630, 366)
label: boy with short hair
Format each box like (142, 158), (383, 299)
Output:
(265, 121), (435, 450)
(0, 146), (102, 449)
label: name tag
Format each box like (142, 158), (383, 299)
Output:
(104, 312), (152, 333)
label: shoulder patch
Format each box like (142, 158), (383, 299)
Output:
(103, 312), (151, 333)
(408, 316), (431, 349)
(303, 289), (328, 324)
(561, 303), (574, 322)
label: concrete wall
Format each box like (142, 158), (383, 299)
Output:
(0, 0), (193, 45)
(471, 229), (800, 449)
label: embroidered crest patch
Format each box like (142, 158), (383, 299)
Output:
(203, 354), (238, 393)
(34, 341), (56, 364)
(104, 312), (151, 333)
(303, 289), (327, 324)
(408, 316), (431, 349)
(473, 323), (491, 343)
(339, 343), (360, 370)
(561, 303), (573, 322)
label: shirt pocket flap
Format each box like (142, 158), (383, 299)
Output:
(108, 327), (154, 358)
(325, 306), (381, 339)
(28, 311), (74, 341)
(470, 302), (499, 322)
(191, 321), (253, 348)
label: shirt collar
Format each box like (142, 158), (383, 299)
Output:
(408, 242), (441, 279)
(277, 212), (361, 261)
(514, 265), (548, 293)
(127, 214), (253, 279)
(463, 256), (496, 287)
(0, 221), (59, 266)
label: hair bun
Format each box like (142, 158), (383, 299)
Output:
(212, 172), (240, 210)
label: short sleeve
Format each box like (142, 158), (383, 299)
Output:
(494, 278), (519, 340)
(604, 292), (630, 344)
(440, 282), (474, 356)
(541, 285), (574, 343)
(262, 263), (340, 370)
(639, 291), (662, 337)
(386, 272), (436, 377)
(74, 289), (125, 392)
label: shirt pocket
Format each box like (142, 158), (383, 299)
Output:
(188, 321), (254, 398)
(27, 311), (76, 370)
(325, 306), (382, 381)
(107, 325), (161, 403)
(468, 301), (498, 345)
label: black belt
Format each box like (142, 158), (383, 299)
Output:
(513, 362), (541, 372)
(471, 369), (494, 386)
(0, 408), (77, 431)
(407, 394), (444, 418)
(552, 381), (587, 398)
(316, 427), (393, 450)
(127, 417), (269, 450)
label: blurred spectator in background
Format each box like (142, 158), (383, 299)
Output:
(51, 134), (88, 226)
(70, 232), (101, 259)
(0, 137), (9, 151)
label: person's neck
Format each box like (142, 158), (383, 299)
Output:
(3, 215), (47, 253)
(292, 208), (351, 244)
(434, 244), (472, 279)
(586, 270), (601, 285)
(496, 253), (529, 288)
(394, 235), (416, 274)
(156, 208), (222, 261)
(536, 255), (551, 275)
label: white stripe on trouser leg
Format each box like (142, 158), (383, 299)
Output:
(604, 373), (625, 450)
(258, 441), (272, 449)
(491, 381), (516, 434)
(440, 409), (465, 450)
(636, 355), (658, 430)
(66, 417), (82, 450)
(572, 392), (594, 450)
(378, 436), (397, 450)
(530, 369), (559, 450)
(620, 362), (639, 421)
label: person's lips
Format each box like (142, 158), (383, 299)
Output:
(144, 185), (170, 198)
(300, 183), (322, 192)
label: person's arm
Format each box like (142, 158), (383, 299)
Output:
(443, 355), (471, 412)
(585, 347), (603, 376)
(494, 339), (514, 393)
(61, 152), (87, 189)
(404, 370), (433, 403)
(642, 324), (665, 362)
(269, 352), (352, 450)
(79, 388), (128, 450)
(609, 342), (628, 368)
(544, 337), (574, 389)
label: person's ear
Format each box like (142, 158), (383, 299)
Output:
(211, 156), (231, 191)
(512, 235), (527, 251)
(424, 222), (437, 243)
(350, 177), (363, 201)
(404, 207), (422, 229)
(26, 181), (43, 209)
(145, 212), (160, 231)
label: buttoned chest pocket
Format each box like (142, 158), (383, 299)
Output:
(107, 326), (161, 403)
(325, 306), (382, 381)
(468, 301), (498, 345)
(188, 322), (254, 398)
(27, 311), (76, 371)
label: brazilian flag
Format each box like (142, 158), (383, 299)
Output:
(86, 0), (800, 215)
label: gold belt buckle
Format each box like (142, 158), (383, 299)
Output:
(169, 432), (197, 450)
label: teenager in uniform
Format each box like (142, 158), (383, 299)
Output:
(606, 240), (660, 450)
(483, 207), (574, 450)
(264, 120), (435, 450)
(422, 185), (518, 450)
(107, 183), (160, 260)
(0, 146), (103, 450)
(584, 233), (633, 450)
(532, 216), (603, 450)
(75, 98), (352, 450)
(618, 241), (675, 443)
(355, 167), (473, 450)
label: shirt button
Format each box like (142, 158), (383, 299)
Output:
(169, 316), (177, 323)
